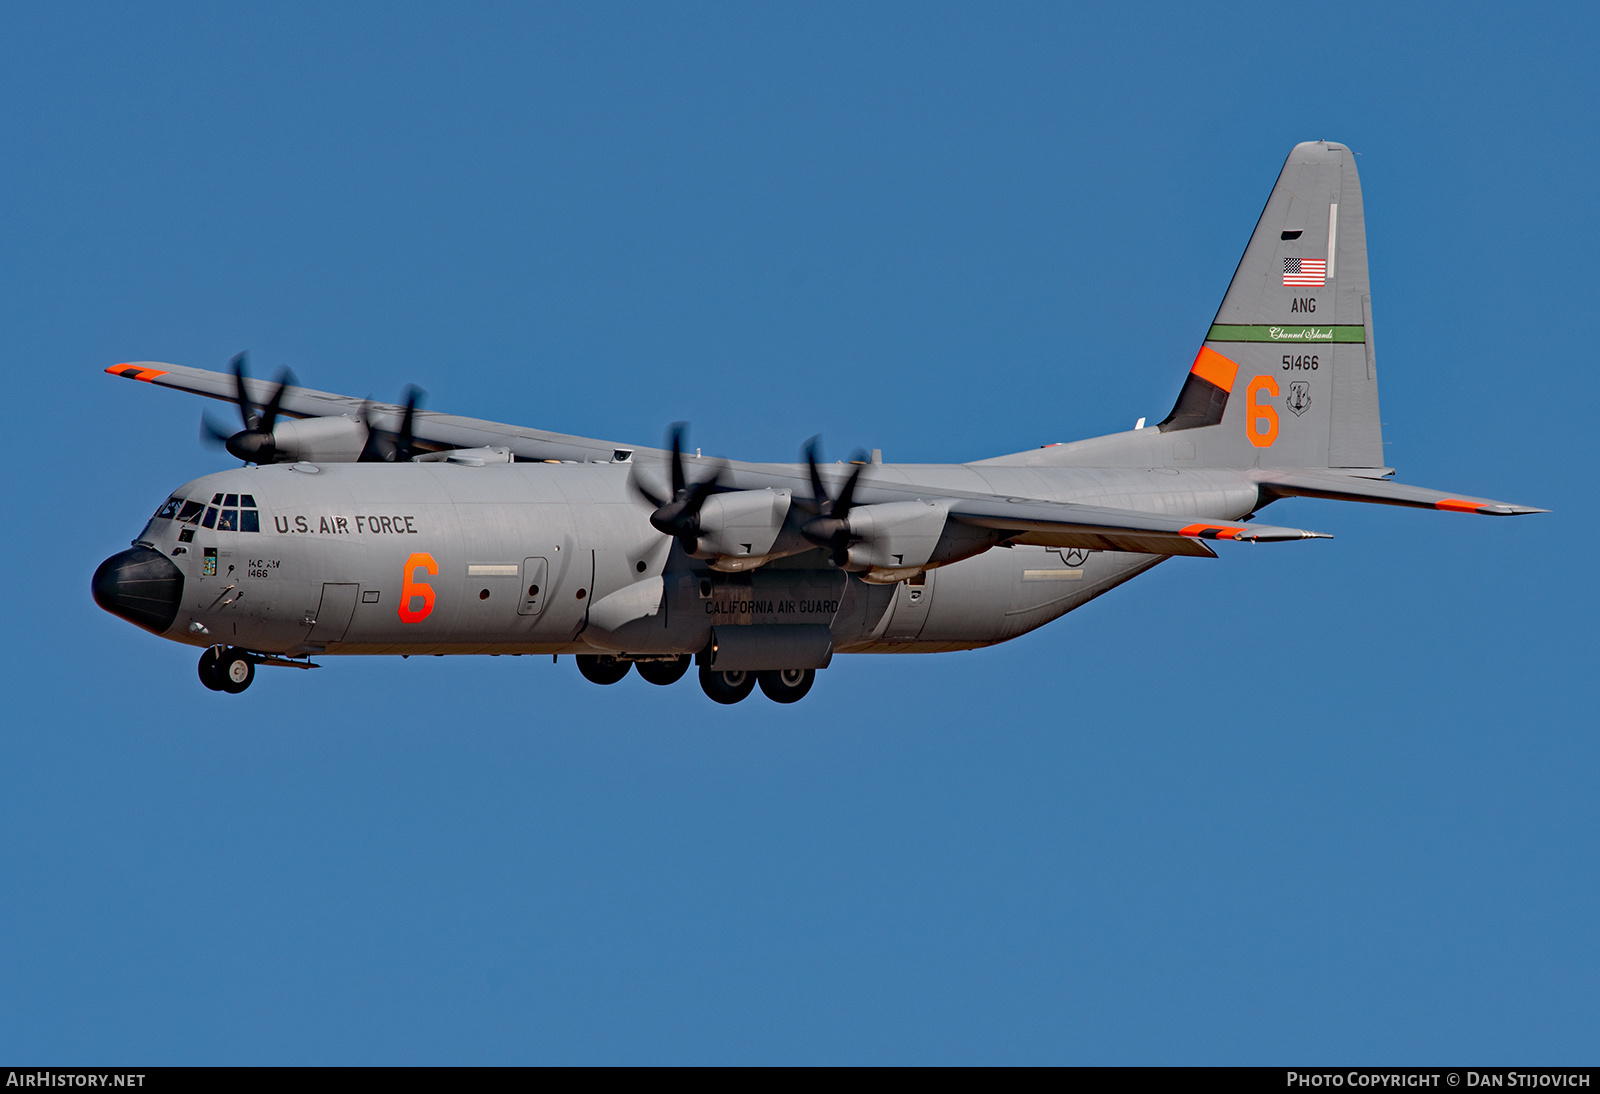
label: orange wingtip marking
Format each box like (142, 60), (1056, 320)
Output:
(1189, 346), (1239, 393)
(107, 365), (169, 383)
(1435, 498), (1482, 513)
(1180, 523), (1243, 540)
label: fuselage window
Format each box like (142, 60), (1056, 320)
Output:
(201, 506), (218, 529)
(217, 509), (238, 532)
(177, 500), (205, 524)
(155, 497), (182, 520)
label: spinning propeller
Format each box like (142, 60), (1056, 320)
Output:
(201, 353), (295, 464)
(358, 386), (424, 462)
(800, 437), (869, 567)
(631, 423), (726, 554)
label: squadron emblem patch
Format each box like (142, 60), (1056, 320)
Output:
(1286, 380), (1312, 417)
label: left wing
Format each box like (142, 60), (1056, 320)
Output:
(109, 361), (632, 463)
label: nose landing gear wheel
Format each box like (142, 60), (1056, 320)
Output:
(758, 668), (815, 704)
(699, 666), (757, 705)
(200, 647), (255, 693)
(576, 654), (632, 685)
(198, 646), (225, 691)
(636, 655), (691, 686)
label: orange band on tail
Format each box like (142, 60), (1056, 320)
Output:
(1435, 499), (1482, 513)
(1189, 346), (1239, 393)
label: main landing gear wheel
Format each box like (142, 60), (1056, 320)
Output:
(699, 666), (757, 705)
(758, 668), (815, 704)
(200, 647), (255, 693)
(636, 655), (691, 686)
(576, 654), (632, 685)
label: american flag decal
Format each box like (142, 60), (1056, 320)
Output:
(1283, 257), (1326, 286)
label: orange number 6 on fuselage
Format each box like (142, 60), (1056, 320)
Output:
(1246, 374), (1279, 448)
(398, 552), (438, 623)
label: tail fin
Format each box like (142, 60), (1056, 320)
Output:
(1159, 141), (1384, 470)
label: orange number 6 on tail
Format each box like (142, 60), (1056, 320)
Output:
(399, 552), (438, 623)
(1246, 374), (1279, 448)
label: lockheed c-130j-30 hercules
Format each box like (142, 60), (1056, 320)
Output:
(93, 141), (1543, 704)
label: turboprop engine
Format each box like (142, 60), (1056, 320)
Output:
(200, 352), (425, 465)
(694, 488), (794, 571)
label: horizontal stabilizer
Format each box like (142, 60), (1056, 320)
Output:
(1256, 470), (1547, 516)
(949, 498), (1331, 558)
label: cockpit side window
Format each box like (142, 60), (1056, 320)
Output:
(201, 506), (218, 529)
(155, 497), (182, 520)
(177, 501), (205, 524)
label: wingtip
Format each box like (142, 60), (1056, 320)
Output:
(1437, 499), (1549, 516)
(105, 363), (169, 383)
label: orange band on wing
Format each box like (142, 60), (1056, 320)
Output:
(1181, 523), (1244, 540)
(1189, 346), (1239, 393)
(107, 364), (169, 383)
(1435, 498), (1482, 513)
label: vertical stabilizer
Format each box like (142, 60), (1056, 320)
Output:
(1159, 141), (1384, 470)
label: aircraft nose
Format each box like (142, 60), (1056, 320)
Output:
(92, 546), (185, 635)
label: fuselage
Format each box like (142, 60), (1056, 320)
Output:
(96, 455), (1259, 660)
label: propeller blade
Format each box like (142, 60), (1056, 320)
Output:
(257, 367), (296, 435)
(395, 386), (422, 462)
(640, 424), (726, 553)
(356, 387), (425, 462)
(832, 456), (868, 520)
(628, 470), (666, 510)
(228, 352), (255, 430)
(803, 436), (827, 515)
(201, 416), (234, 447)
(798, 437), (870, 566)
(357, 399), (387, 462)
(668, 422), (688, 498)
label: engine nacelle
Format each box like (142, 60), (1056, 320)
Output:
(697, 489), (792, 572)
(845, 500), (950, 582)
(270, 415), (369, 463)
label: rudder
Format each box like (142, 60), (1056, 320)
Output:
(1159, 141), (1384, 470)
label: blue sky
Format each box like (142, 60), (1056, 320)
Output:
(1, 1), (1594, 1064)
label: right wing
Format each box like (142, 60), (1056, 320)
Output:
(1255, 469), (1547, 516)
(945, 496), (1331, 558)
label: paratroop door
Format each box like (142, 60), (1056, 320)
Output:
(306, 583), (359, 643)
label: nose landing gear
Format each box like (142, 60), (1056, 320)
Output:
(198, 646), (256, 693)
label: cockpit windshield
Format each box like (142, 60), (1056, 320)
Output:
(155, 494), (262, 534)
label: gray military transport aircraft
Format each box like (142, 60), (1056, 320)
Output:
(94, 141), (1542, 704)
